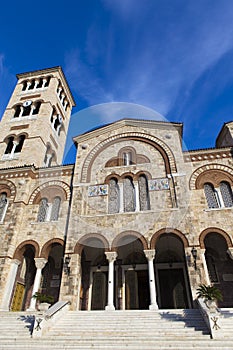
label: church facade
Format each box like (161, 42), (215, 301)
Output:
(0, 67), (233, 312)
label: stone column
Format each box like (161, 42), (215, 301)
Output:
(119, 182), (124, 213)
(0, 259), (21, 311)
(28, 258), (47, 311)
(144, 250), (158, 310)
(105, 251), (118, 311)
(200, 248), (211, 285)
(134, 181), (140, 211)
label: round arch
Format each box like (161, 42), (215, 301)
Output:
(199, 227), (233, 249)
(112, 231), (148, 251)
(13, 240), (40, 261)
(40, 238), (64, 259)
(80, 132), (177, 183)
(150, 228), (189, 249)
(28, 180), (71, 204)
(74, 233), (110, 254)
(189, 164), (233, 190)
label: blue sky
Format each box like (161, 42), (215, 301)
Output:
(1, 0), (233, 163)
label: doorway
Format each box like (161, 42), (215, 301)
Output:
(156, 265), (189, 309)
(123, 265), (150, 310)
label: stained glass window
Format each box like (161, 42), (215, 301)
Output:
(37, 198), (48, 222)
(204, 183), (219, 208)
(50, 197), (61, 221)
(138, 175), (150, 211)
(123, 177), (135, 212)
(220, 181), (233, 207)
(108, 178), (120, 214)
(0, 192), (8, 222)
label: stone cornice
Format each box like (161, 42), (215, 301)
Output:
(74, 119), (183, 144)
(184, 147), (232, 162)
(0, 164), (74, 180)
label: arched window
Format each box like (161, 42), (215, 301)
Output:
(0, 192), (8, 222)
(123, 177), (135, 212)
(204, 183), (219, 208)
(219, 181), (233, 207)
(50, 197), (61, 221)
(22, 104), (31, 117)
(108, 178), (120, 214)
(4, 137), (14, 154)
(123, 152), (133, 166)
(28, 79), (35, 90)
(37, 198), (49, 222)
(37, 196), (62, 222)
(13, 105), (21, 118)
(138, 174), (150, 211)
(32, 101), (41, 115)
(15, 135), (25, 153)
(22, 81), (28, 91)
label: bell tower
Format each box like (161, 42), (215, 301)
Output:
(0, 67), (75, 168)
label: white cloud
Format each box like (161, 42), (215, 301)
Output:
(65, 1), (233, 121)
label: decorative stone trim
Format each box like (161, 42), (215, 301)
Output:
(190, 164), (233, 190)
(112, 231), (148, 250)
(88, 184), (108, 197)
(199, 227), (233, 249)
(149, 178), (169, 191)
(29, 180), (71, 204)
(150, 228), (189, 249)
(80, 132), (176, 183)
(184, 149), (232, 162)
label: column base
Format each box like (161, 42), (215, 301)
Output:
(105, 305), (115, 311)
(149, 303), (158, 310)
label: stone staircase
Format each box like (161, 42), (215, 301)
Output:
(0, 308), (233, 349)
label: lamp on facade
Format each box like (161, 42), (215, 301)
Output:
(64, 255), (71, 275)
(191, 247), (197, 270)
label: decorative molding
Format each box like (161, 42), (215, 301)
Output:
(149, 178), (169, 191)
(80, 132), (176, 183)
(88, 184), (108, 197)
(190, 164), (233, 190)
(184, 149), (231, 163)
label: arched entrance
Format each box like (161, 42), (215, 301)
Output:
(204, 232), (233, 307)
(79, 236), (108, 310)
(115, 234), (149, 310)
(11, 244), (37, 311)
(41, 243), (64, 303)
(154, 233), (191, 309)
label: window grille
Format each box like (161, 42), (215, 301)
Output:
(204, 183), (219, 208)
(220, 181), (233, 207)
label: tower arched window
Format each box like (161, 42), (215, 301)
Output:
(0, 192), (8, 223)
(22, 104), (31, 117)
(138, 174), (150, 211)
(13, 105), (21, 118)
(108, 178), (120, 214)
(4, 137), (14, 154)
(123, 177), (136, 212)
(15, 135), (25, 153)
(32, 101), (41, 115)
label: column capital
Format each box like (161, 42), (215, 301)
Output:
(34, 258), (47, 269)
(227, 248), (233, 260)
(144, 249), (156, 261)
(11, 259), (21, 266)
(105, 251), (118, 262)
